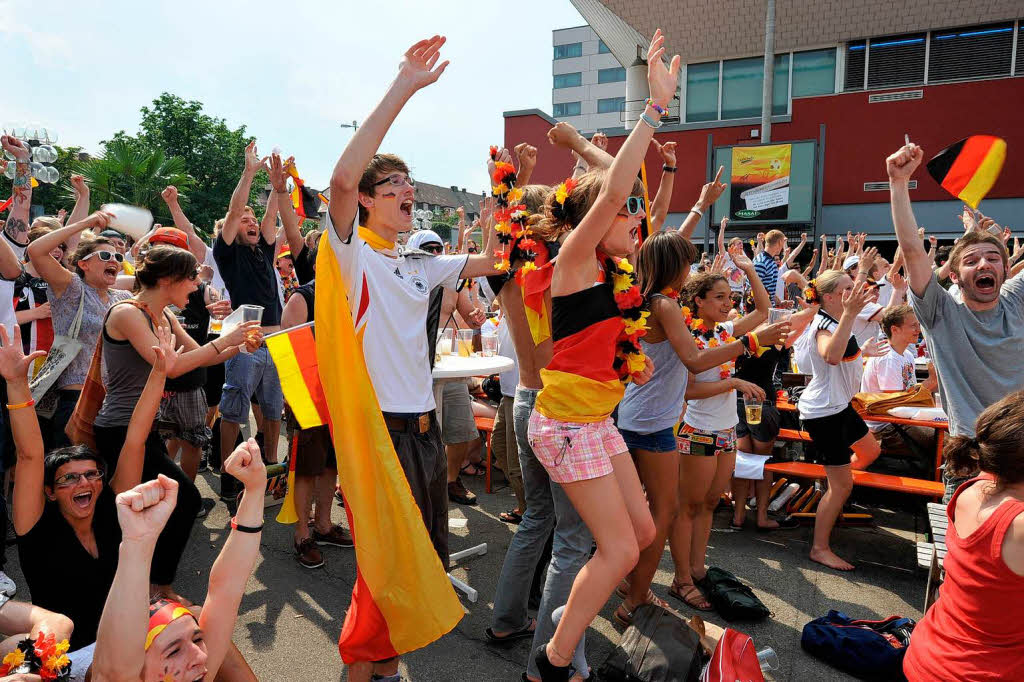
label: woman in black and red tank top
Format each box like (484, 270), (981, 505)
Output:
(904, 391), (1024, 680)
(527, 29), (681, 681)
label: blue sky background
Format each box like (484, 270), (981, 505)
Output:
(1, 0), (585, 193)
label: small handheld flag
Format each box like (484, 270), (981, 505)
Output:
(926, 135), (1006, 209)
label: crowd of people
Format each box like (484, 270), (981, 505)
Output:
(0, 27), (1020, 682)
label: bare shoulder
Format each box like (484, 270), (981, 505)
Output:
(1002, 503), (1024, 577)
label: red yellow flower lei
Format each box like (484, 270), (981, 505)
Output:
(0, 631), (72, 680)
(659, 286), (680, 300)
(489, 146), (537, 275)
(682, 306), (736, 379)
(610, 257), (649, 382)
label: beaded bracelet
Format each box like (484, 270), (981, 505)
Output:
(645, 98), (668, 116)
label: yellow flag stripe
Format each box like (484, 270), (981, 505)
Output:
(266, 333), (324, 428)
(959, 139), (1006, 209)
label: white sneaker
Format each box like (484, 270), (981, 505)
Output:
(0, 571), (16, 597)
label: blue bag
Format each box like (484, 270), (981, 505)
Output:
(800, 610), (915, 681)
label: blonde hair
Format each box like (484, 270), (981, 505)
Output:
(765, 229), (786, 247)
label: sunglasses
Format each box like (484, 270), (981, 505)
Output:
(80, 250), (124, 263)
(625, 196), (645, 216)
(54, 468), (105, 488)
(421, 243), (443, 254)
(372, 173), (415, 189)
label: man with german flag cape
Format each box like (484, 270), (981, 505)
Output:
(319, 35), (523, 679)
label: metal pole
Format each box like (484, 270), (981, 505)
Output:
(760, 0), (776, 144)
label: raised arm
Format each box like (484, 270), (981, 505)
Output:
(649, 140), (676, 231)
(886, 144), (931, 296)
(1, 136), (32, 250)
(221, 141), (266, 246)
(199, 442), (266, 678)
(455, 207), (468, 254)
(160, 185), (206, 262)
(269, 155), (303, 257)
(679, 167), (727, 240)
(802, 247), (819, 280)
(329, 36), (449, 240)
(513, 143), (537, 187)
(66, 174), (92, 254)
(0, 326), (48, 536)
(730, 242), (770, 335)
(547, 122), (615, 171)
(785, 233), (807, 268)
(30, 211), (106, 297)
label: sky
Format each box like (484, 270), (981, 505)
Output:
(0, 0), (586, 193)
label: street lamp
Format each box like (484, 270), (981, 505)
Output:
(339, 120), (359, 131)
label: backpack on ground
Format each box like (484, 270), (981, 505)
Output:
(800, 610), (915, 681)
(597, 604), (707, 682)
(702, 567), (770, 622)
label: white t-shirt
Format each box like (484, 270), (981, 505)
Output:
(0, 234), (26, 335)
(852, 302), (884, 346)
(775, 266), (790, 302)
(862, 346), (917, 431)
(683, 321), (739, 432)
(326, 216), (467, 413)
(797, 311), (864, 420)
(203, 248), (227, 294)
(496, 318), (519, 398)
(875, 276), (893, 308)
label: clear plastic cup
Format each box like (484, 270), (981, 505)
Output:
(481, 333), (498, 357)
(768, 308), (793, 324)
(237, 305), (263, 354)
(457, 329), (475, 357)
(744, 394), (763, 425)
(103, 204), (153, 241)
(757, 647), (780, 672)
(439, 329), (455, 356)
(933, 392), (943, 411)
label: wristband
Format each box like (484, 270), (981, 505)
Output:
(662, 165), (677, 173)
(748, 331), (760, 351)
(6, 399), (34, 411)
(230, 517), (264, 534)
(210, 339), (223, 354)
(645, 98), (668, 116)
(639, 112), (662, 129)
(689, 206), (703, 218)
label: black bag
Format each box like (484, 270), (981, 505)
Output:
(801, 610), (915, 681)
(480, 374), (502, 403)
(702, 567), (770, 622)
(597, 604), (705, 682)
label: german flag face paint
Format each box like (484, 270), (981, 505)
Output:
(926, 135), (1007, 209)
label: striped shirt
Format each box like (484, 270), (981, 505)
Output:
(753, 251), (779, 304)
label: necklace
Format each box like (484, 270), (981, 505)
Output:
(682, 307), (735, 379)
(609, 257), (649, 382)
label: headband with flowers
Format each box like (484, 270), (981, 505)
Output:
(0, 631), (72, 680)
(549, 176), (577, 224)
(489, 146), (538, 274)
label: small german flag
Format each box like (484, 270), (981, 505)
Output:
(283, 159), (322, 220)
(926, 135), (1006, 209)
(266, 322), (328, 429)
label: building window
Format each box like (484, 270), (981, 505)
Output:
(721, 57), (764, 119)
(553, 101), (581, 117)
(685, 61), (720, 122)
(867, 32), (926, 88)
(553, 72), (582, 89)
(598, 40), (611, 54)
(598, 67), (626, 83)
(597, 97), (624, 114)
(772, 54), (789, 115)
(793, 48), (836, 97)
(554, 42), (582, 60)
(844, 40), (866, 91)
(929, 23), (1014, 83)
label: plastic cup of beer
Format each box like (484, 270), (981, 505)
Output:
(768, 308), (793, 324)
(457, 329), (474, 357)
(439, 328), (455, 355)
(744, 394), (763, 425)
(481, 333), (498, 357)
(238, 305), (263, 354)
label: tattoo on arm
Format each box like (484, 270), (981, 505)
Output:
(4, 218), (27, 244)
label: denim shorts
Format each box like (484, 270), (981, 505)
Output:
(219, 346), (284, 424)
(618, 426), (677, 454)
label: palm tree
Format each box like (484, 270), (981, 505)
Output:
(72, 138), (195, 219)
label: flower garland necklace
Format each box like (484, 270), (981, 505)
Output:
(489, 146), (538, 279)
(682, 305), (735, 379)
(0, 631), (72, 680)
(610, 257), (650, 383)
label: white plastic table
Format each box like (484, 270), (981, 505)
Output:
(432, 352), (513, 602)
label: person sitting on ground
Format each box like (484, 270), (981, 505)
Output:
(902, 391), (1024, 681)
(10, 323), (175, 652)
(279, 279), (353, 569)
(861, 303), (938, 467)
(887, 142), (1024, 501)
(91, 439), (266, 682)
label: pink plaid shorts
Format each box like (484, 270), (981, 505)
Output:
(528, 412), (627, 484)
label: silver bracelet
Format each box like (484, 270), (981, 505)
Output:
(689, 206), (703, 218)
(639, 112), (662, 129)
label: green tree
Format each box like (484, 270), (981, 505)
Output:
(74, 139), (194, 218)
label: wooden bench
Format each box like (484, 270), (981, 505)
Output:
(764, 461), (945, 497)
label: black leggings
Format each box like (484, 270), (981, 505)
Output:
(94, 425), (202, 585)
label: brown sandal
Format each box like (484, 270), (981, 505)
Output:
(668, 580), (713, 612)
(613, 590), (669, 627)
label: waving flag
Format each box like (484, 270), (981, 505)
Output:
(315, 235), (462, 663)
(926, 135), (1007, 209)
(284, 159), (322, 220)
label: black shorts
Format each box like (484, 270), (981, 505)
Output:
(735, 399), (781, 444)
(292, 425), (337, 477)
(205, 358), (225, 409)
(802, 404), (868, 467)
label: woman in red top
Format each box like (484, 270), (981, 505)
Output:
(903, 391), (1024, 680)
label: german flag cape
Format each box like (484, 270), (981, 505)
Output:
(926, 135), (1006, 209)
(315, 234), (463, 663)
(520, 239), (555, 345)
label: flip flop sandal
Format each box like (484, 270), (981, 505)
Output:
(460, 462), (486, 477)
(499, 510), (523, 524)
(614, 591), (670, 627)
(668, 581), (713, 612)
(485, 621), (535, 644)
(615, 578), (631, 600)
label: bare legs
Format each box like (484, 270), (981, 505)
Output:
(810, 432), (879, 571)
(732, 435), (779, 529)
(623, 449), (679, 611)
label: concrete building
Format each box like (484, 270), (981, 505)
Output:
(552, 25), (630, 133)
(507, 0), (1024, 246)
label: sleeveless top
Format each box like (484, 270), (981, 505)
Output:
(94, 303), (172, 428)
(535, 262), (624, 424)
(796, 310), (863, 420)
(166, 282), (210, 392)
(903, 475), (1024, 681)
(617, 294), (687, 434)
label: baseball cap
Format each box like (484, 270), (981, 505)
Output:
(842, 255), (860, 271)
(147, 227), (190, 250)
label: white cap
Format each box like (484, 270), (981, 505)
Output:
(842, 255), (860, 271)
(407, 230), (442, 250)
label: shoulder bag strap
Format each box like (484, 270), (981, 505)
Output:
(68, 282), (87, 339)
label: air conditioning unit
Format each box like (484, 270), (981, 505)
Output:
(864, 180), (918, 191)
(868, 90), (924, 103)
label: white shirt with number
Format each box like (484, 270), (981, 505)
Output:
(325, 215), (467, 413)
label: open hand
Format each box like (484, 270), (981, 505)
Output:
(861, 336), (891, 358)
(268, 153), (288, 193)
(857, 246), (878, 277)
(224, 439), (267, 493)
(152, 324), (181, 376)
(0, 325), (45, 382)
(116, 475), (179, 543)
(728, 240), (752, 269)
(841, 280), (871, 315)
(646, 29), (681, 110)
(398, 35), (450, 92)
(243, 141), (266, 175)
